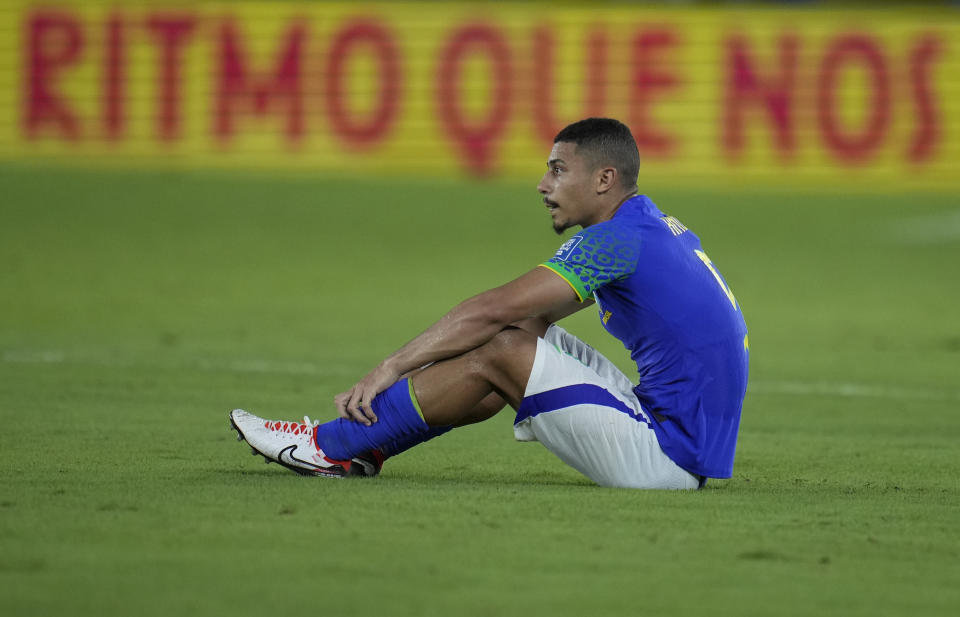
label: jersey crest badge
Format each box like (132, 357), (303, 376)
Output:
(553, 235), (583, 261)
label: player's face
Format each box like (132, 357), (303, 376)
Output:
(537, 142), (598, 235)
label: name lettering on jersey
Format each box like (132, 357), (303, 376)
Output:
(661, 216), (688, 237)
(553, 235), (583, 261)
(602, 310), (613, 325)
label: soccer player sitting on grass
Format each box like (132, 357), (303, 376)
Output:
(230, 117), (749, 489)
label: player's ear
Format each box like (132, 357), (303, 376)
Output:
(595, 167), (617, 194)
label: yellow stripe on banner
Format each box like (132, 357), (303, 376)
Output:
(0, 1), (958, 191)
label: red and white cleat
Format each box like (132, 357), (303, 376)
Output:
(229, 409), (382, 478)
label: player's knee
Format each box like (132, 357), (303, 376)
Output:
(463, 328), (537, 405)
(456, 328), (536, 384)
(479, 328), (537, 367)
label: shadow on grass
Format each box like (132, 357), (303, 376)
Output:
(219, 466), (594, 489)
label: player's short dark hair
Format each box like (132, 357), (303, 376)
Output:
(554, 118), (639, 189)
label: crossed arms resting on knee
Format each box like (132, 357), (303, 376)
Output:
(333, 265), (591, 427)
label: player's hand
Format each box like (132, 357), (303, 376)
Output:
(334, 361), (401, 425)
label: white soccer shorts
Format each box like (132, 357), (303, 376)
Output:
(514, 325), (701, 490)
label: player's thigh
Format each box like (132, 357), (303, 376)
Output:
(516, 337), (697, 489)
(543, 325), (637, 397)
(525, 406), (697, 489)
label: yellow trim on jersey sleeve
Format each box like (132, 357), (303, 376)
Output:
(538, 263), (587, 302)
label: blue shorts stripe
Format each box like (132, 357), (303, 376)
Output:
(515, 384), (649, 427)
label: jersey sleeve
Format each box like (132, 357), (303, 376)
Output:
(539, 223), (640, 301)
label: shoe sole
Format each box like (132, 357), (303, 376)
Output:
(229, 412), (345, 478)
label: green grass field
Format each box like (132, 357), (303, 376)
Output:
(1, 165), (958, 616)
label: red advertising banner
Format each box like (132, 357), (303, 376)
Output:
(1, 2), (957, 189)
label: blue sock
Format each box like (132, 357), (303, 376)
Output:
(315, 378), (451, 460)
(380, 424), (452, 458)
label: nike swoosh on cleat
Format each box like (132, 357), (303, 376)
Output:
(277, 445), (344, 478)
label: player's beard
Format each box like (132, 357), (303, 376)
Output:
(551, 212), (571, 234)
(544, 197), (566, 234)
(547, 204), (568, 234)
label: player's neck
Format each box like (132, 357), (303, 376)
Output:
(585, 191), (637, 227)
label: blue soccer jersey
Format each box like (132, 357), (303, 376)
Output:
(540, 195), (749, 478)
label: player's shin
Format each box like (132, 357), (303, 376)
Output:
(315, 378), (449, 460)
(379, 425), (452, 458)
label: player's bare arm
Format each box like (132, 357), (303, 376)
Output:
(334, 266), (587, 425)
(512, 292), (594, 337)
